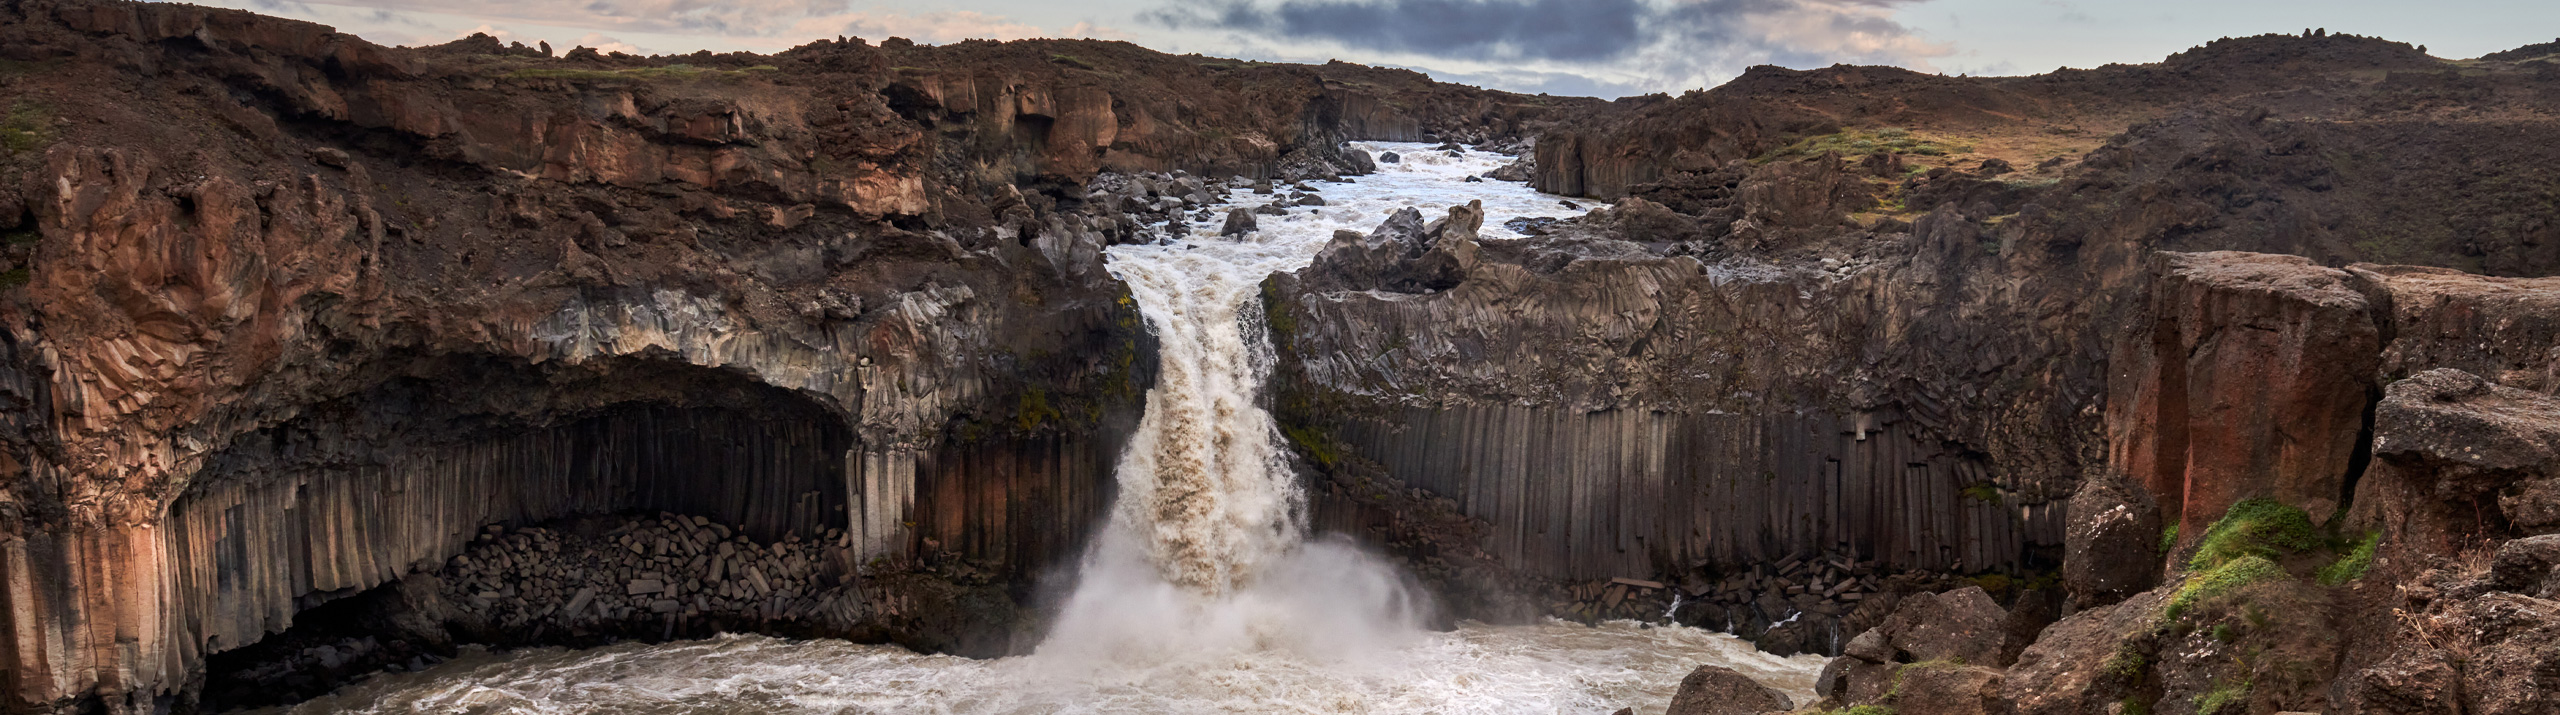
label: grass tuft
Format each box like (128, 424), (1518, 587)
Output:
(2102, 641), (2148, 683)
(2165, 555), (2284, 621)
(2159, 523), (2181, 555)
(2319, 530), (2380, 586)
(2195, 677), (2253, 715)
(2189, 498), (2318, 571)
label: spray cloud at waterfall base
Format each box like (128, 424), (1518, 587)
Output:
(272, 143), (1828, 714)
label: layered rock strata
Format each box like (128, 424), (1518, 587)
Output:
(0, 0), (1578, 709)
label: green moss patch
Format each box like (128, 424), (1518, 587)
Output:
(2189, 498), (2318, 571)
(2195, 677), (2253, 715)
(2317, 530), (2380, 586)
(2, 102), (51, 157)
(2165, 554), (2284, 621)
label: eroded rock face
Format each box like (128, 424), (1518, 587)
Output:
(2109, 251), (2381, 540)
(0, 1), (1588, 709)
(2004, 590), (2167, 715)
(2349, 369), (2560, 554)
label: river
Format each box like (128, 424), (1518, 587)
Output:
(264, 143), (1826, 715)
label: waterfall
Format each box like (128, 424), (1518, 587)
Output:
(1035, 168), (1432, 663)
(278, 144), (1833, 714)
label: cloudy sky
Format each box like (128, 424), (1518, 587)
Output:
(203, 0), (2560, 98)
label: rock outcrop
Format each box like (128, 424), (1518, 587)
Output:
(2110, 252), (2382, 542)
(0, 1), (1585, 709)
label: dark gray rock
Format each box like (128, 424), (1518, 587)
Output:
(1664, 664), (1793, 715)
(2064, 470), (2163, 609)
(2492, 534), (2560, 598)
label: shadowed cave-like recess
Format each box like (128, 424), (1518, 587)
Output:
(167, 355), (862, 706)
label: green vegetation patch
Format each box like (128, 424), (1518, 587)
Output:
(2, 102), (51, 156)
(1048, 53), (1095, 70)
(2159, 523), (2181, 555)
(1822, 707), (1897, 715)
(2102, 641), (2148, 683)
(1760, 127), (1973, 162)
(2165, 554), (2284, 621)
(2189, 498), (2318, 571)
(504, 63), (778, 82)
(1960, 482), (2002, 503)
(2318, 530), (2380, 586)
(1015, 387), (1062, 432)
(0, 268), (28, 288)
(2195, 677), (2253, 715)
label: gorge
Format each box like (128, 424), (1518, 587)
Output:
(1, 1), (2558, 713)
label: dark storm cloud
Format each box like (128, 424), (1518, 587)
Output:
(1150, 0), (1948, 94)
(1154, 0), (1651, 62)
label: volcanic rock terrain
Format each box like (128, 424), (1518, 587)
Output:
(0, 2), (2558, 712)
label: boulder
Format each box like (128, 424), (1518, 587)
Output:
(2349, 369), (2560, 566)
(1379, 151), (1401, 164)
(1295, 201), (1482, 293)
(1876, 586), (2010, 666)
(1486, 157), (1534, 182)
(1888, 663), (2008, 715)
(2064, 470), (2165, 609)
(2492, 534), (2560, 597)
(2003, 590), (2167, 715)
(2456, 593), (2560, 715)
(1221, 207), (1258, 236)
(1340, 147), (1378, 175)
(2345, 651), (2466, 715)
(1664, 665), (1794, 715)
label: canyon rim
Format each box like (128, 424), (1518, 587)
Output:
(0, 1), (2558, 713)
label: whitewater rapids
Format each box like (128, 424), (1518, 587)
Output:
(266, 143), (1827, 714)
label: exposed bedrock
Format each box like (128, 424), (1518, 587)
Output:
(1268, 198), (2091, 593)
(2107, 252), (2382, 540)
(0, 0), (1592, 709)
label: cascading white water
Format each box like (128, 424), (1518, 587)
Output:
(277, 144), (1828, 715)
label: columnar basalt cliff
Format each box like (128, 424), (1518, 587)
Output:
(0, 0), (1594, 709)
(6, 1), (2560, 711)
(1266, 30), (2560, 673)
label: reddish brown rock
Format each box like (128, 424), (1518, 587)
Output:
(2108, 251), (2381, 540)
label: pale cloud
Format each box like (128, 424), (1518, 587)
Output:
(785, 10), (1050, 44)
(575, 32), (649, 55)
(279, 0), (1122, 48)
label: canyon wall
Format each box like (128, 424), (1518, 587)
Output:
(1275, 31), (2560, 633)
(0, 0), (1583, 709)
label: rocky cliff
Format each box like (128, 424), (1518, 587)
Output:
(0, 0), (1588, 709)
(1266, 30), (2560, 670)
(4, 1), (2560, 711)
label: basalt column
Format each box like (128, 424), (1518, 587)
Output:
(157, 357), (859, 665)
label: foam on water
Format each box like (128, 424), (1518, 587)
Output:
(273, 143), (1826, 714)
(284, 621), (1819, 714)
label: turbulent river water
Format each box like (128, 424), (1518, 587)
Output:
(272, 143), (1826, 714)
